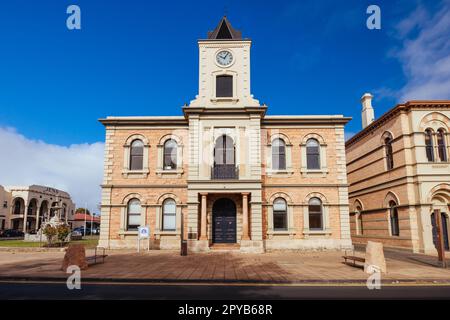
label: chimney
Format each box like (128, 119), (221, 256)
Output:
(361, 93), (375, 129)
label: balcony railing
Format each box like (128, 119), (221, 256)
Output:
(212, 165), (239, 180)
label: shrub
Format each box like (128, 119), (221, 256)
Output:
(42, 225), (57, 246)
(56, 224), (71, 246)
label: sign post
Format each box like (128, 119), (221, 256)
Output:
(137, 226), (150, 253)
(434, 209), (446, 268)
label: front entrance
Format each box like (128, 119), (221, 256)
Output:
(212, 198), (236, 243)
(432, 211), (450, 251)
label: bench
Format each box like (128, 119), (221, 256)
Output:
(343, 251), (365, 268)
(86, 247), (108, 266)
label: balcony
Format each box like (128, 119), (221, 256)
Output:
(212, 165), (239, 180)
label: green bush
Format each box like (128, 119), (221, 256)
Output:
(56, 224), (71, 246)
(42, 225), (57, 246)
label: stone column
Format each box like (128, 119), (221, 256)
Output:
(199, 193), (208, 240)
(242, 193), (250, 240)
(36, 207), (41, 231)
(23, 205), (28, 233)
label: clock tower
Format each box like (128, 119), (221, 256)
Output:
(189, 16), (260, 108)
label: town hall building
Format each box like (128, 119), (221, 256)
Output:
(99, 17), (353, 252)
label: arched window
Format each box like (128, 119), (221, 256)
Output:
(127, 198), (141, 231)
(13, 198), (23, 215)
(273, 198), (287, 230)
(130, 139), (144, 170)
(163, 139), (177, 170)
(308, 197), (323, 230)
(306, 139), (320, 169)
(437, 129), (447, 162)
(213, 135), (236, 179)
(162, 199), (176, 231)
(384, 136), (394, 170)
(425, 129), (434, 162)
(272, 138), (286, 170)
(389, 200), (400, 236)
(356, 205), (363, 235)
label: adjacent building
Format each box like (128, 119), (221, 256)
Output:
(346, 95), (450, 253)
(0, 186), (11, 230)
(99, 17), (353, 252)
(0, 185), (76, 232)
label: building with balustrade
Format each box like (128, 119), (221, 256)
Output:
(99, 17), (353, 252)
(346, 94), (450, 253)
(0, 185), (76, 232)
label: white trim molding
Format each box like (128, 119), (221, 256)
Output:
(122, 134), (150, 178)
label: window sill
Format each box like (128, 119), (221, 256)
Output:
(266, 169), (294, 176)
(211, 97), (239, 103)
(155, 230), (180, 235)
(122, 169), (149, 178)
(300, 168), (329, 177)
(156, 169), (184, 177)
(303, 229), (332, 236)
(267, 230), (295, 239)
(119, 230), (138, 236)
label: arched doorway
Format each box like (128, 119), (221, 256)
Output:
(212, 198), (236, 243)
(431, 212), (449, 251)
(431, 192), (450, 251)
(213, 135), (236, 179)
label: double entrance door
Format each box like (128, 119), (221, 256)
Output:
(212, 198), (236, 243)
(432, 211), (450, 251)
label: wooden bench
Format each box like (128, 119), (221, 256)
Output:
(86, 247), (108, 266)
(343, 251), (365, 268)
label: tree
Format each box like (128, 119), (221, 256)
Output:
(43, 225), (57, 246)
(56, 224), (71, 246)
(75, 208), (91, 215)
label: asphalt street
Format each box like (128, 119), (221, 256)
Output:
(1, 282), (450, 299)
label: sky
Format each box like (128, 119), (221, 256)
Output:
(0, 0), (449, 209)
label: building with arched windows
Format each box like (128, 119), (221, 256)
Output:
(346, 94), (450, 253)
(99, 17), (353, 252)
(0, 185), (76, 232)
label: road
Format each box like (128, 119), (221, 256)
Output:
(1, 282), (450, 299)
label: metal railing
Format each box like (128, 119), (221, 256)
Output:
(211, 165), (239, 179)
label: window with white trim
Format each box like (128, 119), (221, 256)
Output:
(163, 139), (177, 170)
(306, 138), (320, 169)
(308, 197), (323, 230)
(162, 199), (176, 231)
(127, 198), (141, 231)
(130, 140), (144, 170)
(273, 198), (287, 231)
(272, 138), (286, 170)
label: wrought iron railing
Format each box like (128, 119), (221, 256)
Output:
(211, 165), (239, 179)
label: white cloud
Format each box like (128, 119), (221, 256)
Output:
(393, 1), (450, 101)
(0, 127), (104, 212)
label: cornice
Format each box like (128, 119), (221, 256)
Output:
(99, 116), (188, 127)
(346, 100), (450, 147)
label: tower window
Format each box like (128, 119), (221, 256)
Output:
(216, 75), (233, 98)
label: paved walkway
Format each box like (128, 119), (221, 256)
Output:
(0, 249), (450, 283)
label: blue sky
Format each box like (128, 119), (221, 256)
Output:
(0, 0), (449, 207)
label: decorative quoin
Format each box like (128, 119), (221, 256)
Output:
(98, 17), (353, 252)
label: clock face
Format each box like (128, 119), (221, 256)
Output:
(216, 50), (233, 67)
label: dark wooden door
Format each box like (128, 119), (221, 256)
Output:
(212, 198), (236, 243)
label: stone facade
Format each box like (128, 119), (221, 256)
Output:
(347, 96), (450, 253)
(1, 185), (75, 232)
(99, 17), (353, 252)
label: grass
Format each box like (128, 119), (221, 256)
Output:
(0, 237), (99, 248)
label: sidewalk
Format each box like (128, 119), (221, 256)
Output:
(0, 249), (450, 284)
